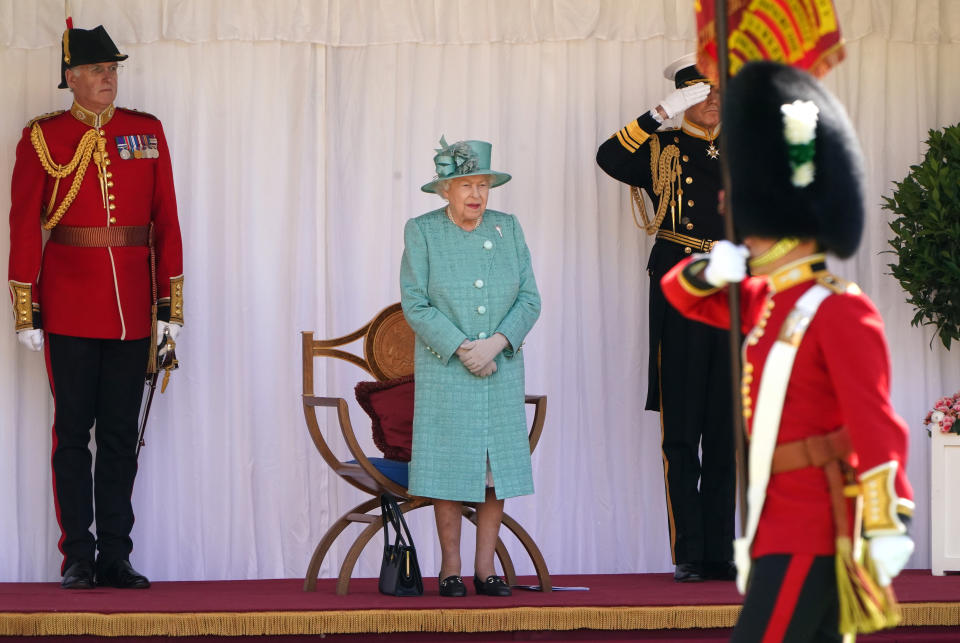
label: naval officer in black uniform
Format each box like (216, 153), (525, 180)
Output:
(596, 54), (735, 583)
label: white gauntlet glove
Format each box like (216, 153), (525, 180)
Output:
(156, 320), (182, 343)
(659, 82), (711, 119)
(867, 534), (914, 587)
(17, 329), (44, 352)
(458, 334), (509, 374)
(703, 240), (749, 287)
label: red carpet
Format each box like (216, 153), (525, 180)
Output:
(0, 571), (957, 640)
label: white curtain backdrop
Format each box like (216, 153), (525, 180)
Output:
(1, 0), (959, 582)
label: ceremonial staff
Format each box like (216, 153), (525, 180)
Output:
(712, 0), (749, 532)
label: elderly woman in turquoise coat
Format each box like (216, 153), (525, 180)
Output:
(400, 137), (541, 598)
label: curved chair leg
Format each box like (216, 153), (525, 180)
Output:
(334, 498), (429, 595)
(500, 510), (552, 592)
(461, 506), (517, 584)
(303, 497), (380, 591)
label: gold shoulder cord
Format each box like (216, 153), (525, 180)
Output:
(628, 135), (681, 235)
(30, 123), (99, 230)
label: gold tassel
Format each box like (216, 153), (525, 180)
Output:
(147, 303), (158, 374)
(835, 537), (901, 637)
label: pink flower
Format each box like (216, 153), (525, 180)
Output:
(943, 416), (956, 432)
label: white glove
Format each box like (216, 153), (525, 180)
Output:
(867, 534), (914, 587)
(457, 334), (509, 374)
(659, 82), (711, 119)
(157, 320), (182, 343)
(703, 240), (749, 287)
(17, 329), (44, 352)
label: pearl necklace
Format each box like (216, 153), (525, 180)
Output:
(446, 207), (482, 231)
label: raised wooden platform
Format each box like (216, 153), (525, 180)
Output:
(0, 571), (957, 639)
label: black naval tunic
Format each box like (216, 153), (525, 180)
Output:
(596, 112), (735, 568)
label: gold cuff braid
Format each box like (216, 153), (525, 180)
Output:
(169, 275), (184, 325)
(9, 280), (37, 331)
(859, 461), (907, 536)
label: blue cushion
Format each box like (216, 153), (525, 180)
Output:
(348, 457), (409, 488)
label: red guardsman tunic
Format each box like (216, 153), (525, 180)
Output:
(660, 254), (913, 557)
(8, 101), (183, 339)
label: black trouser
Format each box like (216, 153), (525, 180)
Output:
(652, 280), (735, 566)
(45, 333), (149, 574)
(732, 554), (841, 643)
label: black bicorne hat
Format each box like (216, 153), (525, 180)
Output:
(723, 61), (864, 258)
(59, 25), (128, 89)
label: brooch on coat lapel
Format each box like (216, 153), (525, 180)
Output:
(495, 225), (502, 238)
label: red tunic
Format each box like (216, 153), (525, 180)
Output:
(8, 103), (182, 339)
(661, 255), (913, 557)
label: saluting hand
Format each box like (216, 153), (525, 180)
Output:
(659, 82), (711, 119)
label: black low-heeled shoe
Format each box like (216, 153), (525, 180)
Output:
(96, 559), (151, 589)
(474, 574), (512, 596)
(438, 574), (467, 597)
(673, 562), (705, 583)
(61, 560), (96, 590)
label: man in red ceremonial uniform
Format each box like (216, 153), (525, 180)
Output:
(7, 23), (183, 589)
(661, 62), (913, 641)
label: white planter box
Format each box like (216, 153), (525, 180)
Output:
(931, 429), (960, 575)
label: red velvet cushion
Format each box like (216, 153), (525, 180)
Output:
(354, 375), (414, 462)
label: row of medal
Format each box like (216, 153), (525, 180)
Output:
(115, 134), (160, 160)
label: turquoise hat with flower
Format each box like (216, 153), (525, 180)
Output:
(420, 136), (512, 194)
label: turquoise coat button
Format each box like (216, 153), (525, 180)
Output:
(483, 240), (493, 250)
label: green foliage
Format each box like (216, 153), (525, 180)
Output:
(883, 123), (960, 349)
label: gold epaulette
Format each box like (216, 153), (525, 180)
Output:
(817, 273), (861, 295)
(25, 110), (65, 129)
(118, 106), (159, 120)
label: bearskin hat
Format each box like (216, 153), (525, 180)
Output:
(724, 61), (864, 258)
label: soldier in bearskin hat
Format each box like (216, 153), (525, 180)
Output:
(7, 19), (183, 589)
(661, 61), (913, 640)
(596, 54), (736, 583)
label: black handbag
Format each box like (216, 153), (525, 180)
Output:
(378, 493), (423, 596)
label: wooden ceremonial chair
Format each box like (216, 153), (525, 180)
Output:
(302, 302), (552, 594)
